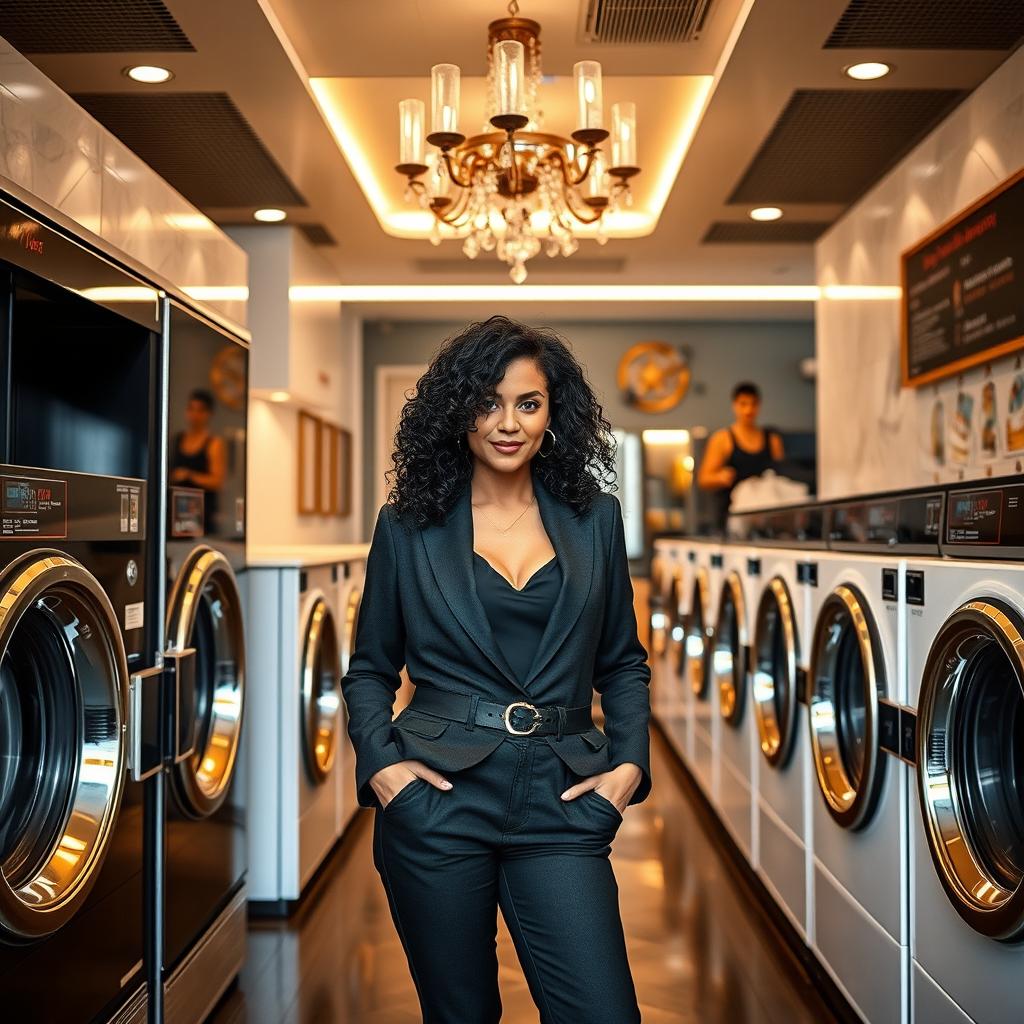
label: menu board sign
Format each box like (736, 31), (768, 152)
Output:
(902, 167), (1024, 388)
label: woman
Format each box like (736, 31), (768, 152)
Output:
(169, 387), (227, 534)
(341, 316), (651, 1023)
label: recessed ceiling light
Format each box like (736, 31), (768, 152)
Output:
(844, 62), (891, 81)
(124, 65), (173, 84)
(254, 208), (287, 223)
(750, 207), (783, 222)
(268, 391), (290, 403)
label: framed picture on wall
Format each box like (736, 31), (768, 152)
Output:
(297, 410), (321, 514)
(335, 426), (352, 517)
(318, 421), (336, 515)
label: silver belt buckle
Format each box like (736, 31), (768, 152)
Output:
(503, 700), (543, 736)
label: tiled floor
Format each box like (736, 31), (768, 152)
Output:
(208, 727), (839, 1024)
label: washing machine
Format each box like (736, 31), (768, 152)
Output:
(907, 479), (1024, 1024)
(806, 491), (942, 1024)
(711, 540), (759, 862)
(337, 554), (367, 833)
(245, 552), (348, 913)
(158, 300), (249, 1024)
(659, 539), (692, 764)
(739, 501), (825, 941)
(0, 466), (161, 1024)
(682, 539), (724, 801)
(0, 195), (169, 1023)
(648, 541), (679, 722)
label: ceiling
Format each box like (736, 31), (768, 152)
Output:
(5, 0), (1022, 321)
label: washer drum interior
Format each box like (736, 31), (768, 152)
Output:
(808, 584), (887, 831)
(166, 546), (246, 820)
(713, 571), (748, 726)
(301, 594), (342, 784)
(683, 569), (712, 699)
(916, 598), (1024, 942)
(751, 576), (800, 768)
(0, 552), (128, 941)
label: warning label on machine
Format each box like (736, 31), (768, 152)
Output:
(0, 476), (68, 538)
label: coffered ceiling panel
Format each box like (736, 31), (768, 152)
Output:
(825, 0), (1024, 51)
(727, 88), (968, 206)
(73, 92), (306, 208)
(1, 0), (194, 53)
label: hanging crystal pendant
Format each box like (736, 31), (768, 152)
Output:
(429, 220), (442, 246)
(510, 261), (527, 284)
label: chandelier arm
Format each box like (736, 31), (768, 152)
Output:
(561, 187), (606, 225)
(431, 187), (474, 226)
(440, 148), (475, 189)
(548, 147), (598, 188)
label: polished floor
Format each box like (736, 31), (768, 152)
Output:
(209, 727), (840, 1024)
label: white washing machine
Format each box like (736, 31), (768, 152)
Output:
(648, 542), (679, 723)
(682, 539), (724, 802)
(806, 492), (942, 1024)
(907, 480), (1024, 1024)
(655, 538), (691, 762)
(711, 541), (759, 863)
(337, 554), (366, 834)
(245, 551), (346, 913)
(740, 502), (827, 942)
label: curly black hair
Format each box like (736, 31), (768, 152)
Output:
(387, 315), (617, 527)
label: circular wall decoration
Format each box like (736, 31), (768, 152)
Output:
(210, 345), (247, 411)
(618, 341), (691, 413)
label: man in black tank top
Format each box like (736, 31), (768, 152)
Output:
(697, 381), (784, 532)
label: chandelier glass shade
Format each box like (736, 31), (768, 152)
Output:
(395, 4), (640, 283)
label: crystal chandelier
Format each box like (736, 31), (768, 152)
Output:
(394, 1), (640, 284)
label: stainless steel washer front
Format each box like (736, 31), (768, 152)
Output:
(301, 595), (341, 784)
(339, 583), (362, 676)
(166, 546), (246, 820)
(808, 584), (886, 830)
(916, 598), (1024, 941)
(0, 552), (128, 940)
(752, 576), (800, 768)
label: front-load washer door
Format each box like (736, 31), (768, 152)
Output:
(714, 571), (748, 726)
(684, 569), (712, 700)
(0, 552), (128, 941)
(752, 576), (800, 768)
(808, 584), (887, 830)
(340, 583), (362, 676)
(301, 595), (342, 784)
(649, 555), (670, 657)
(916, 598), (1024, 941)
(667, 569), (686, 678)
(166, 546), (245, 819)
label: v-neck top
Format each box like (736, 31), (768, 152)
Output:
(472, 552), (562, 684)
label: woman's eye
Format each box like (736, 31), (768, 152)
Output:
(520, 400), (539, 412)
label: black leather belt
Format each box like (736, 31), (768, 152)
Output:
(408, 686), (593, 738)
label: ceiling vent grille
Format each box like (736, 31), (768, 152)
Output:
(728, 88), (967, 206)
(581, 0), (716, 44)
(297, 223), (336, 247)
(0, 0), (194, 53)
(825, 0), (1024, 51)
(702, 221), (830, 244)
(72, 92), (306, 210)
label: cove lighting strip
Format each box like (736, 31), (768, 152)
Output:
(76, 284), (901, 304)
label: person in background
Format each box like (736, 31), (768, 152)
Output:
(170, 388), (227, 533)
(697, 381), (784, 532)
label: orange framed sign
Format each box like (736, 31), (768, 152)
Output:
(901, 165), (1024, 388)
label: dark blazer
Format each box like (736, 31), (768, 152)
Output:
(341, 471), (652, 811)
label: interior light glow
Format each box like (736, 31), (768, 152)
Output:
(844, 62), (891, 81)
(125, 65), (173, 84)
(254, 208), (287, 223)
(750, 207), (783, 222)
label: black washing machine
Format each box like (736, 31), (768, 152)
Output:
(155, 299), (248, 1024)
(0, 467), (164, 1023)
(0, 195), (165, 1023)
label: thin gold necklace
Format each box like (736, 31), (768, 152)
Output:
(471, 494), (536, 533)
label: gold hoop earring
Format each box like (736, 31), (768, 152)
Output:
(538, 427), (557, 458)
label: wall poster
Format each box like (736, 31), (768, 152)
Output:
(902, 166), (1024, 388)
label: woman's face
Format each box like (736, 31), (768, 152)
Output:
(467, 356), (551, 473)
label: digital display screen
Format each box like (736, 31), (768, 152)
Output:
(4, 481), (36, 511)
(947, 488), (1007, 545)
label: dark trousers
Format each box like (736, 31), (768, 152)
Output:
(372, 735), (642, 1024)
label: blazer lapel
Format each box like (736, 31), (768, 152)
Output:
(419, 472), (596, 695)
(420, 483), (526, 693)
(519, 474), (595, 689)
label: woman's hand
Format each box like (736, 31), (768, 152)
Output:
(370, 759), (452, 808)
(560, 762), (643, 814)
